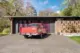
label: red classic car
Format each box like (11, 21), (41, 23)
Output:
(20, 23), (47, 38)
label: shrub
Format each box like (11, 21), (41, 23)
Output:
(2, 28), (10, 34)
(0, 19), (10, 32)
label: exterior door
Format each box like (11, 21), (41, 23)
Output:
(15, 21), (19, 33)
(49, 20), (55, 33)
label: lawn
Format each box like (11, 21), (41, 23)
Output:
(0, 28), (10, 37)
(0, 32), (8, 37)
(69, 36), (80, 44)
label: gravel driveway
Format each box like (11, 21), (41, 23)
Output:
(0, 34), (80, 53)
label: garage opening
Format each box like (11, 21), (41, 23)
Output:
(12, 18), (55, 34)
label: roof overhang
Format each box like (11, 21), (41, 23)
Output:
(3, 16), (80, 20)
(4, 16), (77, 18)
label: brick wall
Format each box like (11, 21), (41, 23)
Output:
(55, 20), (80, 34)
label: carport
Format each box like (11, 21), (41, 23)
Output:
(9, 17), (56, 34)
(4, 16), (79, 34)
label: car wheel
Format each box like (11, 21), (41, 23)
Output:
(40, 34), (43, 38)
(24, 35), (29, 38)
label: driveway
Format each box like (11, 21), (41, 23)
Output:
(0, 34), (80, 53)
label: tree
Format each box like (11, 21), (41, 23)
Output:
(60, 6), (72, 16)
(0, 0), (25, 16)
(62, 0), (77, 6)
(38, 9), (59, 16)
(0, 7), (6, 17)
(0, 0), (25, 33)
(71, 2), (80, 16)
(25, 2), (37, 16)
(61, 0), (80, 16)
(0, 0), (15, 16)
(13, 0), (25, 16)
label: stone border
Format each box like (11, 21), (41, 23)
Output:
(60, 33), (80, 36)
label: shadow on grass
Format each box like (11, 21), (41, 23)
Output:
(23, 34), (51, 39)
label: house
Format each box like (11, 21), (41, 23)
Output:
(6, 16), (80, 34)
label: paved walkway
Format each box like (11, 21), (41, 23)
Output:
(0, 34), (80, 53)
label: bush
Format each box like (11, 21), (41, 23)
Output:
(2, 28), (10, 34)
(0, 19), (10, 32)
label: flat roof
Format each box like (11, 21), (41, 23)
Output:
(4, 16), (80, 18)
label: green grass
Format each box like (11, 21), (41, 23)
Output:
(69, 36), (80, 44)
(0, 31), (9, 34)
(0, 34), (7, 37)
(0, 32), (8, 37)
(0, 28), (10, 37)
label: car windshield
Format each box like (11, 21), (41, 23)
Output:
(28, 23), (38, 27)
